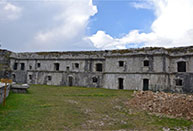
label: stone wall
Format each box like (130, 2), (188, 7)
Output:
(0, 49), (11, 79)
(7, 46), (193, 93)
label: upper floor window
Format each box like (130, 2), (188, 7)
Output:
(66, 66), (70, 71)
(119, 61), (124, 67)
(144, 60), (149, 67)
(20, 63), (25, 70)
(37, 63), (41, 68)
(29, 65), (32, 70)
(96, 63), (102, 72)
(177, 61), (186, 72)
(75, 63), (79, 69)
(13, 63), (18, 70)
(54, 63), (60, 71)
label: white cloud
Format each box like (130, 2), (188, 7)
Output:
(88, 0), (193, 49)
(32, 0), (97, 50)
(131, 1), (154, 10)
(0, 1), (22, 20)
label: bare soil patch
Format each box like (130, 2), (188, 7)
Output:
(128, 91), (193, 120)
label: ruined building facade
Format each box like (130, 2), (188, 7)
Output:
(1, 46), (193, 93)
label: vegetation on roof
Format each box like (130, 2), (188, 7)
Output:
(166, 46), (193, 53)
(111, 47), (163, 54)
(35, 51), (105, 56)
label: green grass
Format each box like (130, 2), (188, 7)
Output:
(0, 85), (192, 130)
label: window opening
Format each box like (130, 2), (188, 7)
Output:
(177, 61), (186, 72)
(144, 60), (149, 67)
(29, 65), (32, 70)
(176, 79), (183, 86)
(75, 63), (79, 68)
(13, 63), (18, 70)
(37, 63), (41, 68)
(29, 75), (32, 80)
(21, 63), (25, 70)
(96, 63), (102, 72)
(54, 63), (60, 71)
(92, 77), (98, 83)
(119, 61), (124, 67)
(47, 76), (52, 81)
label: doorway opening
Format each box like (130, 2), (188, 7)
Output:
(68, 76), (73, 86)
(143, 79), (149, 91)
(118, 78), (124, 89)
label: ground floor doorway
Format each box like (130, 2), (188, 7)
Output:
(118, 78), (124, 89)
(68, 76), (73, 86)
(143, 79), (149, 91)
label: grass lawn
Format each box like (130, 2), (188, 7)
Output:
(0, 85), (192, 130)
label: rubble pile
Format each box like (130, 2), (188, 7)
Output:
(128, 91), (193, 120)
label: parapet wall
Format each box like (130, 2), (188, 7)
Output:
(0, 84), (10, 104)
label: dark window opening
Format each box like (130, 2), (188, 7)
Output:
(66, 66), (70, 71)
(47, 76), (52, 81)
(177, 61), (186, 72)
(96, 63), (103, 72)
(118, 78), (124, 89)
(21, 63), (25, 70)
(54, 63), (60, 71)
(29, 75), (32, 80)
(92, 77), (98, 83)
(37, 63), (41, 68)
(176, 79), (183, 86)
(12, 74), (16, 81)
(29, 65), (32, 70)
(144, 60), (149, 67)
(75, 63), (79, 68)
(143, 79), (149, 91)
(13, 63), (18, 70)
(119, 61), (124, 67)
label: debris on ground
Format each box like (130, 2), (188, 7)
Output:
(128, 91), (193, 120)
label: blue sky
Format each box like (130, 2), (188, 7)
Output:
(0, 0), (193, 52)
(89, 0), (155, 37)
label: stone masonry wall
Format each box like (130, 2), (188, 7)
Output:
(0, 85), (10, 104)
(7, 46), (193, 93)
(0, 49), (11, 79)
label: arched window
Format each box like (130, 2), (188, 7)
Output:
(92, 77), (98, 83)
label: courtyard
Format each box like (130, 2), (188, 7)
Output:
(0, 85), (192, 130)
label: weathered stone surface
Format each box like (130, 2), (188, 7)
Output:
(0, 84), (10, 104)
(11, 84), (29, 93)
(2, 46), (193, 93)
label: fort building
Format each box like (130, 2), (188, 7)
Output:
(1, 46), (193, 93)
